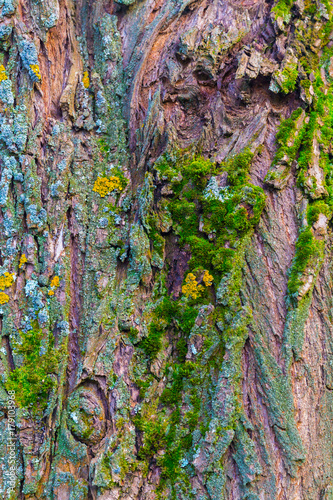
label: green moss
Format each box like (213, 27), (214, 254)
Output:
(272, 0), (293, 20)
(163, 149), (266, 284)
(137, 297), (197, 360)
(276, 108), (303, 144)
(138, 322), (164, 358)
(297, 112), (316, 178)
(279, 62), (299, 94)
(135, 415), (168, 459)
(160, 363), (196, 406)
(287, 226), (323, 296)
(128, 327), (139, 342)
(266, 107), (305, 180)
(307, 200), (332, 225)
(136, 394), (198, 486)
(169, 198), (198, 244)
(182, 157), (213, 188)
(146, 213), (165, 258)
(224, 149), (254, 186)
(6, 327), (59, 413)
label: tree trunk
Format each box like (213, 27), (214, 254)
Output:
(0, 0), (333, 498)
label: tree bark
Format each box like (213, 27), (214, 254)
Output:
(0, 0), (333, 498)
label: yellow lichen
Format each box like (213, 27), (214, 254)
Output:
(0, 64), (8, 82)
(203, 270), (214, 287)
(19, 254), (28, 268)
(50, 276), (60, 288)
(48, 275), (60, 296)
(182, 273), (204, 299)
(0, 292), (9, 305)
(93, 176), (123, 197)
(0, 272), (14, 291)
(29, 64), (41, 80)
(83, 71), (90, 88)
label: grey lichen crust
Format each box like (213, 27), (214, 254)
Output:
(0, 0), (333, 498)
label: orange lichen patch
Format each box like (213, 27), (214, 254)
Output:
(19, 254), (28, 268)
(82, 71), (90, 88)
(50, 276), (60, 288)
(0, 64), (8, 82)
(0, 272), (14, 290)
(48, 275), (60, 296)
(30, 64), (41, 80)
(93, 176), (123, 197)
(0, 292), (9, 304)
(182, 273), (204, 299)
(203, 270), (214, 286)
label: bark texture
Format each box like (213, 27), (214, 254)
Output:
(0, 0), (333, 498)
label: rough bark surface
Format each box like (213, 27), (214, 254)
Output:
(0, 0), (333, 498)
